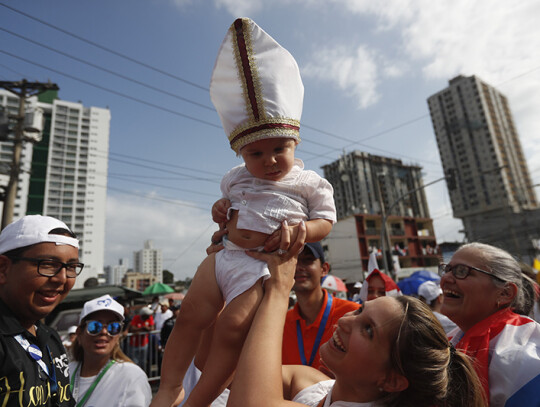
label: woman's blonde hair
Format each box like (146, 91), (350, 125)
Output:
(384, 296), (486, 407)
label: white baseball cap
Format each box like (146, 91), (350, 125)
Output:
(0, 215), (78, 254)
(418, 281), (443, 303)
(140, 306), (153, 316)
(79, 294), (125, 323)
(67, 325), (78, 334)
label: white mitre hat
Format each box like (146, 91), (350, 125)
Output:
(210, 17), (304, 154)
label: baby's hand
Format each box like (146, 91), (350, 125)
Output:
(212, 198), (231, 224)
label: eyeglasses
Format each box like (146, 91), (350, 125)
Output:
(8, 257), (84, 278)
(438, 263), (506, 282)
(86, 320), (123, 336)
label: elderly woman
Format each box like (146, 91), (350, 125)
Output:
(439, 242), (540, 406)
(69, 294), (152, 406)
(226, 222), (486, 407)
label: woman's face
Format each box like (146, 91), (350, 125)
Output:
(440, 247), (503, 332)
(367, 274), (386, 301)
(319, 297), (403, 393)
(78, 310), (121, 359)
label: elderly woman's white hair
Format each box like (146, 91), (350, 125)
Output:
(456, 242), (536, 315)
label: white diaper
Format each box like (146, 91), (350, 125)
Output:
(215, 238), (270, 304)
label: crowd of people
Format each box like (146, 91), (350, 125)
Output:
(1, 215), (540, 407)
(1, 15), (540, 407)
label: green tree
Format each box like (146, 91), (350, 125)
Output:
(163, 269), (174, 284)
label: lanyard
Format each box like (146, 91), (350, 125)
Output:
(70, 360), (115, 407)
(14, 334), (58, 393)
(296, 292), (333, 366)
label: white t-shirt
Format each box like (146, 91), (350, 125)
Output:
(222, 158), (336, 234)
(154, 308), (174, 331)
(69, 360), (152, 407)
(292, 380), (382, 407)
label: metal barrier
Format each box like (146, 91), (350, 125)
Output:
(121, 330), (162, 383)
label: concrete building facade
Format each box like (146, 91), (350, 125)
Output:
(322, 151), (430, 221)
(104, 257), (129, 286)
(0, 89), (110, 288)
(133, 240), (163, 283)
(427, 75), (539, 260)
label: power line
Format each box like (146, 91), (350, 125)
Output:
(0, 27), (215, 112)
(164, 222), (216, 269)
(103, 184), (210, 211)
(0, 49), (222, 129)
(0, 2), (210, 92)
(107, 174), (220, 199)
(91, 152), (221, 183)
(2, 2), (540, 176)
(107, 151), (222, 177)
(2, 46), (440, 169)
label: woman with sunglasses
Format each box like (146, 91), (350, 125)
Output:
(439, 242), (540, 406)
(69, 294), (152, 406)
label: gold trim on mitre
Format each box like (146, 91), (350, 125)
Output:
(228, 18), (301, 153)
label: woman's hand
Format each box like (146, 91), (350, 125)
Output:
(247, 220), (306, 295)
(263, 222), (301, 253)
(228, 220), (307, 407)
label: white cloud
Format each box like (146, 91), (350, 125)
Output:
(302, 45), (381, 109)
(336, 0), (540, 158)
(213, 0), (265, 15)
(105, 194), (214, 281)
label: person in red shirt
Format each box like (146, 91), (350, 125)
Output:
(128, 306), (155, 374)
(282, 242), (360, 371)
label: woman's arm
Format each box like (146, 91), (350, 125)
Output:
(227, 221), (323, 407)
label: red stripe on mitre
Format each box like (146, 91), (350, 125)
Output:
(233, 18), (260, 120)
(230, 122), (299, 146)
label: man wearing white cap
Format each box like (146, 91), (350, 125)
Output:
(154, 18), (336, 407)
(0, 215), (82, 406)
(418, 280), (457, 334)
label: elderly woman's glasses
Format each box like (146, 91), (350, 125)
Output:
(438, 263), (506, 282)
(86, 320), (123, 336)
(7, 256), (84, 278)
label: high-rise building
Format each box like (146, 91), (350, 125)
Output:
(134, 240), (163, 283)
(427, 75), (539, 259)
(321, 151), (437, 280)
(0, 89), (110, 288)
(322, 151), (430, 220)
(105, 257), (129, 285)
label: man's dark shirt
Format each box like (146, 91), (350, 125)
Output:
(160, 316), (176, 348)
(0, 299), (75, 406)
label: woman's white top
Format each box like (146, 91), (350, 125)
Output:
(69, 360), (152, 407)
(292, 380), (382, 407)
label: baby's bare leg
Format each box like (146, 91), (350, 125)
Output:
(184, 280), (264, 407)
(151, 254), (224, 407)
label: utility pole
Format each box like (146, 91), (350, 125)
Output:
(0, 80), (59, 229)
(380, 173), (450, 281)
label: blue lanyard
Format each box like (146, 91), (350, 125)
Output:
(296, 291), (333, 366)
(14, 334), (58, 393)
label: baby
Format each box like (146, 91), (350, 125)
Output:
(152, 18), (336, 407)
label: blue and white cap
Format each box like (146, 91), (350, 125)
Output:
(79, 294), (125, 323)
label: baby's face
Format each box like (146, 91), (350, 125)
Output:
(240, 138), (297, 181)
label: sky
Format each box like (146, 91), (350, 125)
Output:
(1, 0), (539, 281)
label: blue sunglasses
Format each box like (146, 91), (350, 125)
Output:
(86, 320), (123, 336)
